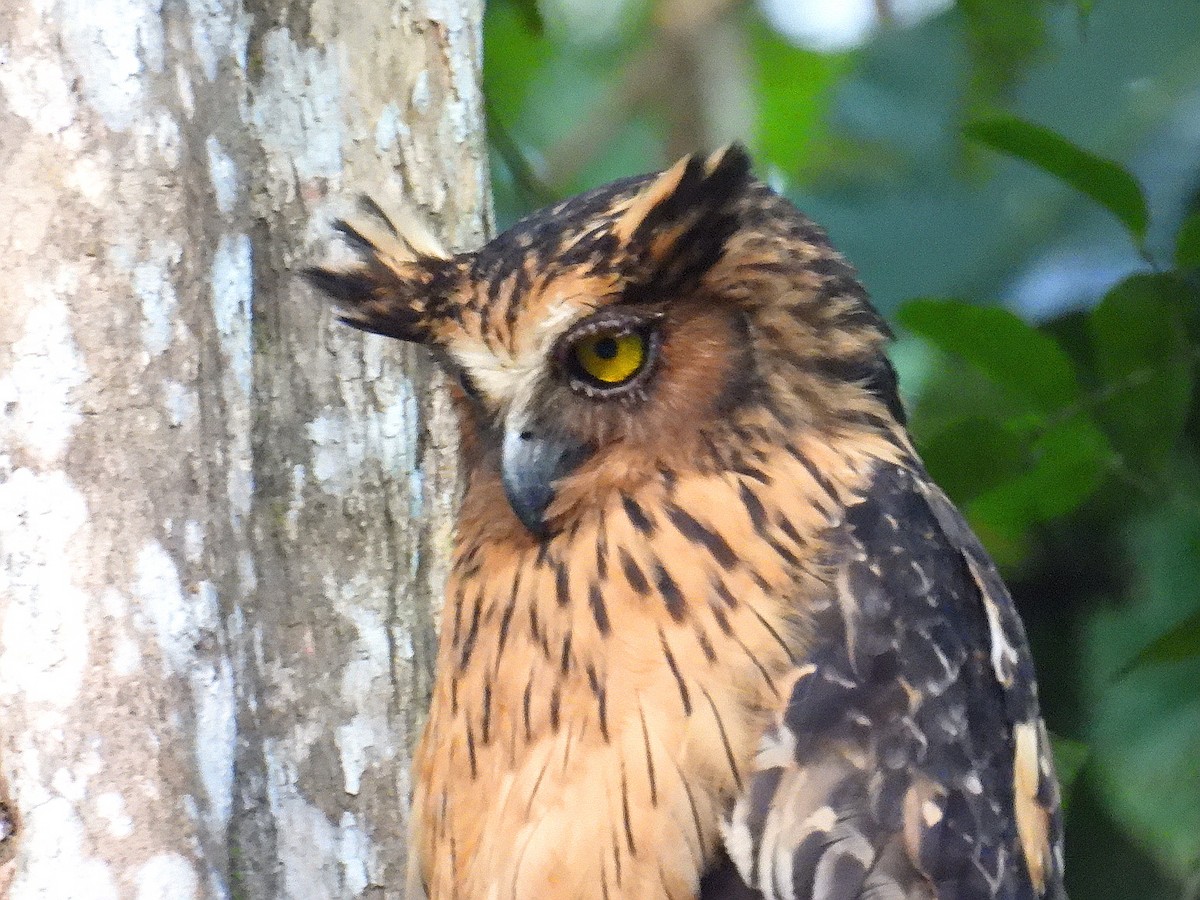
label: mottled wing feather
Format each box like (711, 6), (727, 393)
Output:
(721, 460), (1065, 900)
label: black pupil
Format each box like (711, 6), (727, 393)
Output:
(593, 337), (619, 360)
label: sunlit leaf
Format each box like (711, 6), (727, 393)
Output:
(750, 18), (855, 178)
(1089, 274), (1194, 470)
(483, 1), (552, 128)
(500, 0), (543, 35)
(1175, 210), (1200, 271)
(965, 114), (1149, 245)
(898, 299), (1082, 415)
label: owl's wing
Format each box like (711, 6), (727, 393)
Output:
(719, 460), (1065, 900)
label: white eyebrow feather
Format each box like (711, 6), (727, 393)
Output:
(449, 299), (581, 412)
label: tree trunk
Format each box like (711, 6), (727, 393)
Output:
(0, 1), (488, 897)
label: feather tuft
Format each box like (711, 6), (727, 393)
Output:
(613, 143), (755, 302)
(302, 195), (457, 345)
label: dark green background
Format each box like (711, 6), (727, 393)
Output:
(482, 1), (1200, 896)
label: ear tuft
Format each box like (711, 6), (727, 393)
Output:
(613, 143), (754, 298)
(302, 196), (456, 344)
(351, 194), (452, 261)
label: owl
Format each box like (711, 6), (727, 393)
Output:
(305, 145), (1065, 900)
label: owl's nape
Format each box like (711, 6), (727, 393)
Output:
(304, 146), (1064, 900)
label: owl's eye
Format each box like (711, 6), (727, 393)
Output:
(558, 312), (662, 398)
(571, 331), (647, 386)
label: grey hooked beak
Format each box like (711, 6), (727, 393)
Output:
(501, 419), (591, 537)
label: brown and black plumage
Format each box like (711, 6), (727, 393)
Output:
(304, 146), (1065, 900)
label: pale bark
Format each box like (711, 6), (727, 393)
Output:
(0, 1), (487, 897)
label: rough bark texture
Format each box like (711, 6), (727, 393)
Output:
(0, 1), (488, 896)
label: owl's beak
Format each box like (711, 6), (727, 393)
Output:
(501, 421), (591, 536)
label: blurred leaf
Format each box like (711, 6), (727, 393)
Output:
(1051, 735), (1090, 809)
(1124, 609), (1200, 673)
(750, 18), (855, 178)
(1175, 210), (1200, 271)
(970, 414), (1110, 536)
(921, 417), (1028, 504)
(957, 0), (1049, 118)
(1038, 309), (1096, 378)
(483, 1), (553, 128)
(1088, 273), (1194, 470)
(897, 299), (1111, 556)
(899, 299), (1082, 415)
(904, 349), (1030, 448)
(499, 0), (543, 35)
(965, 114), (1149, 246)
(487, 103), (557, 208)
(1020, 416), (1111, 520)
(1081, 470), (1200, 877)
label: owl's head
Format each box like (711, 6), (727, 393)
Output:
(305, 146), (901, 540)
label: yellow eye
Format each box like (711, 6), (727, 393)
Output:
(572, 331), (647, 385)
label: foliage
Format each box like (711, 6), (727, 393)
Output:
(965, 115), (1150, 250)
(482, 1), (1200, 894)
(749, 19), (855, 179)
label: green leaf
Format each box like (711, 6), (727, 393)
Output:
(965, 114), (1149, 245)
(1017, 415), (1111, 520)
(1088, 273), (1194, 470)
(501, 0), (543, 35)
(1125, 609), (1200, 673)
(1175, 210), (1200, 271)
(921, 414), (1110, 567)
(1051, 735), (1090, 809)
(1082, 472), (1200, 875)
(898, 299), (1082, 415)
(750, 19), (855, 178)
(920, 417), (1028, 505)
(900, 301), (1112, 562)
(483, 1), (552, 128)
(969, 414), (1110, 537)
(957, 0), (1049, 119)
